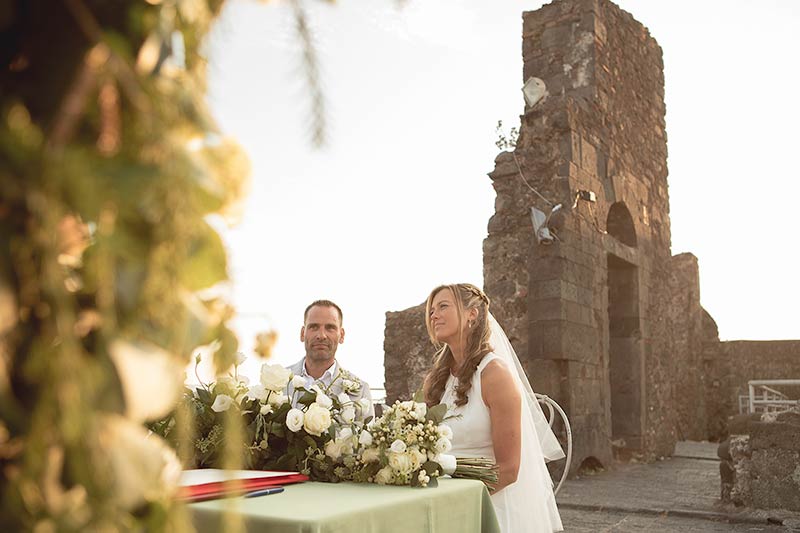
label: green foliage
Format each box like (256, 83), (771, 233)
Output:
(0, 0), (248, 530)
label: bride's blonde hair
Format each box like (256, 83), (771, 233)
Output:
(422, 283), (492, 407)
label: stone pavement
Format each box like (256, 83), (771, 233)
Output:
(555, 441), (800, 532)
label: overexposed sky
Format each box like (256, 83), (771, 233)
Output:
(204, 0), (800, 388)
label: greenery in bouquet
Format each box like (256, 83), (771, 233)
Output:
(150, 354), (372, 476)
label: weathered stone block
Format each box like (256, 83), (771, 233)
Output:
(749, 421), (800, 452)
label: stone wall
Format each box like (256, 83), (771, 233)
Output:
(723, 341), (800, 406)
(722, 410), (800, 511)
(383, 303), (431, 404)
(667, 253), (708, 441)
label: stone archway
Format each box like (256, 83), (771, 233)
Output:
(607, 252), (644, 455)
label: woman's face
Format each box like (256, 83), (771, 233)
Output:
(429, 288), (464, 344)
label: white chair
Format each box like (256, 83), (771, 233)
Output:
(536, 393), (572, 495)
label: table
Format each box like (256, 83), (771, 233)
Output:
(189, 478), (500, 533)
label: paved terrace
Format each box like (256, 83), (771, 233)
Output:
(555, 441), (800, 532)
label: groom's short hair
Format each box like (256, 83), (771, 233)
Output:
(304, 299), (343, 325)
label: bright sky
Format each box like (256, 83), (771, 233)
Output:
(203, 0), (800, 389)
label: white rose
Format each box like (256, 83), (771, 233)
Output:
(260, 363), (291, 391)
(260, 404), (273, 416)
(438, 424), (453, 441)
(285, 408), (304, 432)
(337, 392), (351, 405)
(434, 437), (452, 454)
(291, 375), (306, 389)
(325, 439), (343, 460)
(410, 447), (427, 469)
(210, 394), (234, 412)
(246, 384), (268, 402)
(238, 375), (250, 386)
(315, 392), (333, 409)
(434, 453), (457, 476)
(338, 427), (353, 440)
(268, 393), (288, 407)
(303, 403), (332, 436)
(341, 406), (356, 424)
(388, 452), (413, 473)
(374, 466), (393, 485)
(358, 431), (373, 446)
(400, 400), (414, 411)
(361, 447), (380, 463)
(390, 439), (407, 454)
(413, 402), (427, 420)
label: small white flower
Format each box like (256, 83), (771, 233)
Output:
(210, 394), (234, 413)
(434, 437), (452, 454)
(268, 393), (288, 407)
(343, 379), (359, 393)
(259, 404), (273, 416)
(338, 427), (353, 440)
(285, 408), (304, 432)
(291, 375), (306, 389)
(259, 439), (269, 450)
(341, 406), (356, 424)
(337, 392), (351, 405)
(390, 439), (407, 454)
(325, 439), (343, 460)
(315, 392), (333, 409)
(361, 447), (380, 463)
(246, 384), (268, 401)
(438, 424), (453, 441)
(235, 351), (247, 366)
(374, 466), (393, 485)
(358, 431), (373, 446)
(413, 402), (427, 420)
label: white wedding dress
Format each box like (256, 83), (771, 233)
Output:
(441, 353), (563, 533)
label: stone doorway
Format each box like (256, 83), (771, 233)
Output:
(607, 253), (644, 454)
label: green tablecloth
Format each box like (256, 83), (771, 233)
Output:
(189, 478), (500, 533)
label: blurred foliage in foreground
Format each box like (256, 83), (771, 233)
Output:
(0, 0), (251, 529)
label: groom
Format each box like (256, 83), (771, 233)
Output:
(286, 299), (374, 420)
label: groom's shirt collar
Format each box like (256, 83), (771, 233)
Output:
(301, 358), (338, 389)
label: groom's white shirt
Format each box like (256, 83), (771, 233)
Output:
(297, 359), (339, 391)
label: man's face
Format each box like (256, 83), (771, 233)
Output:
(300, 305), (345, 363)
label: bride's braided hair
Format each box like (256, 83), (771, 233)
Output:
(422, 284), (493, 407)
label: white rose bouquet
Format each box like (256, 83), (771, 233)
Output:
(339, 398), (496, 488)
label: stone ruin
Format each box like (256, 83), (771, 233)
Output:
(720, 409), (800, 512)
(383, 0), (800, 483)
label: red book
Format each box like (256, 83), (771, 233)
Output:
(179, 469), (309, 502)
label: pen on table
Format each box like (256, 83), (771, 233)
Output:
(244, 487), (284, 498)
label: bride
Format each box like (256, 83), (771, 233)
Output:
(422, 283), (564, 533)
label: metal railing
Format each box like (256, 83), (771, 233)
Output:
(739, 379), (800, 414)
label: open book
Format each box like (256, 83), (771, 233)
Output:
(179, 469), (309, 502)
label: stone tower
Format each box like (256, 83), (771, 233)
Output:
(486, 0), (675, 466)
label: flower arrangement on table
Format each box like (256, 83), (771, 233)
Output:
(306, 397), (498, 488)
(150, 353), (368, 472)
(151, 355), (497, 489)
